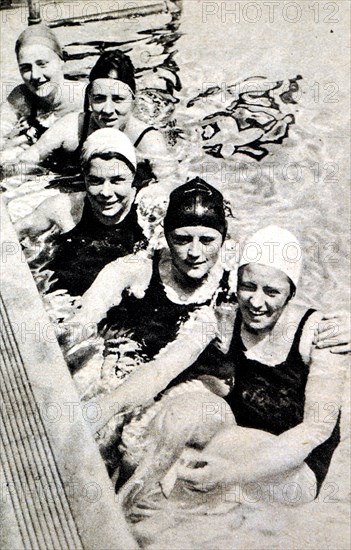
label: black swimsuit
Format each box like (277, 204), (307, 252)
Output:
(225, 309), (341, 495)
(47, 199), (145, 296)
(58, 111), (157, 186)
(101, 253), (233, 360)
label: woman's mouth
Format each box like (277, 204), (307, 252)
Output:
(185, 260), (206, 268)
(32, 80), (47, 89)
(247, 309), (268, 318)
(101, 200), (119, 207)
(100, 117), (118, 125)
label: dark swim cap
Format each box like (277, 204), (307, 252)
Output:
(88, 50), (136, 95)
(164, 177), (227, 238)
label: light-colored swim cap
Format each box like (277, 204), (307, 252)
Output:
(15, 25), (63, 59)
(80, 128), (137, 174)
(239, 225), (302, 288)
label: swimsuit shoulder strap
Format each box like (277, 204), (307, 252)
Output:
(134, 126), (157, 148)
(77, 111), (91, 151)
(287, 307), (316, 358)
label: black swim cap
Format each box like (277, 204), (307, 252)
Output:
(88, 50), (136, 95)
(164, 177), (227, 238)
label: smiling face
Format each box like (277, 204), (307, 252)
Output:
(167, 226), (223, 281)
(84, 156), (135, 224)
(17, 44), (63, 98)
(89, 78), (134, 130)
(237, 263), (292, 334)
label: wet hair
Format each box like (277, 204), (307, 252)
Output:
(84, 50), (136, 111)
(164, 177), (227, 240)
(81, 151), (136, 176)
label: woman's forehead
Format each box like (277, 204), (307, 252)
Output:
(172, 226), (222, 237)
(90, 78), (132, 94)
(240, 263), (290, 286)
(88, 156), (133, 175)
(18, 44), (58, 62)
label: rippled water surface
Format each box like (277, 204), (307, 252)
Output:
(1, 1), (350, 548)
(3, 0), (349, 313)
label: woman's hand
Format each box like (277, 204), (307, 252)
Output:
(315, 311), (351, 354)
(176, 448), (236, 491)
(4, 134), (30, 150)
(90, 392), (129, 436)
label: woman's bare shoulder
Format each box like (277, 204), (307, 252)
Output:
(49, 191), (84, 210)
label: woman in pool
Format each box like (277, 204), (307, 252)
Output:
(65, 177), (233, 372)
(5, 50), (173, 185)
(85, 224), (346, 523)
(64, 181), (348, 400)
(33, 128), (146, 297)
(0, 25), (85, 159)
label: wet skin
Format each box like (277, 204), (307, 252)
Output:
(17, 44), (63, 99)
(237, 263), (292, 334)
(167, 226), (223, 281)
(84, 157), (135, 225)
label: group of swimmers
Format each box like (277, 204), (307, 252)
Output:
(1, 23), (350, 542)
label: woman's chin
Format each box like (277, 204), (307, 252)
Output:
(33, 83), (58, 99)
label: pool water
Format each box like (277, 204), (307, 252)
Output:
(1, 1), (350, 548)
(3, 0), (349, 315)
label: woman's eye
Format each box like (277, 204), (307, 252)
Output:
(92, 95), (106, 103)
(173, 238), (191, 245)
(265, 289), (280, 297)
(87, 178), (102, 186)
(200, 237), (215, 244)
(239, 283), (255, 291)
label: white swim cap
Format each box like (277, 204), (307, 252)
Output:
(239, 225), (302, 288)
(80, 128), (136, 173)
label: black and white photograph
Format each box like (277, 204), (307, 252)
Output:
(0, 1), (350, 548)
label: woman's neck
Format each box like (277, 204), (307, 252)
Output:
(240, 304), (291, 350)
(89, 193), (135, 227)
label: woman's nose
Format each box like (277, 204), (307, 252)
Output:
(100, 180), (114, 197)
(102, 98), (115, 114)
(188, 239), (202, 258)
(249, 290), (265, 309)
(31, 64), (43, 80)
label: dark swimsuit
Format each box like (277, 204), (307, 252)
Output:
(101, 252), (234, 361)
(133, 126), (158, 190)
(225, 309), (341, 495)
(52, 111), (157, 185)
(27, 99), (48, 142)
(46, 199), (145, 296)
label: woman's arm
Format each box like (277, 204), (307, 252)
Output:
(232, 344), (346, 484)
(59, 253), (153, 348)
(14, 194), (75, 240)
(90, 306), (218, 434)
(315, 311), (350, 354)
(1, 113), (79, 178)
(179, 340), (346, 490)
(137, 129), (178, 189)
